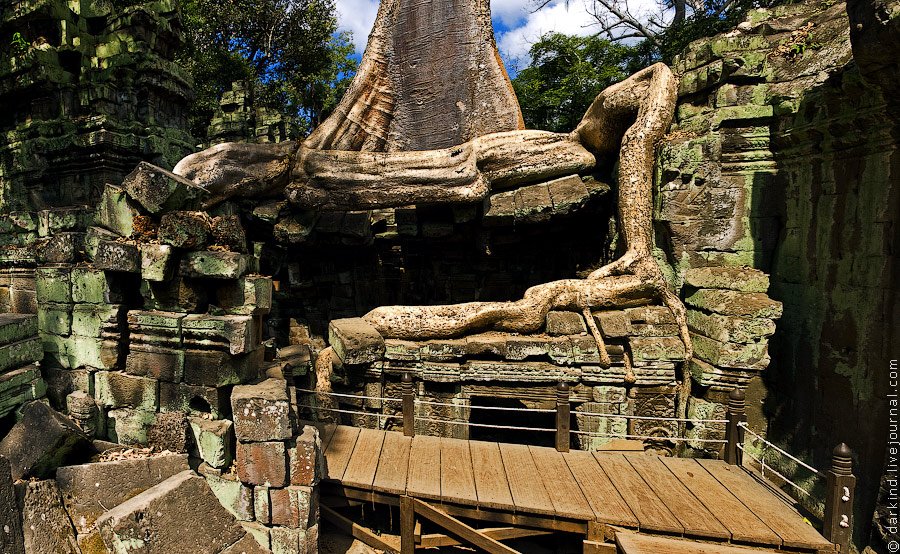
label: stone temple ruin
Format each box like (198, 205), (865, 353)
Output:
(0, 0), (897, 552)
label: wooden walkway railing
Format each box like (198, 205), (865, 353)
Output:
(298, 380), (855, 552)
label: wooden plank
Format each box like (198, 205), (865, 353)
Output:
(528, 446), (594, 520)
(469, 441), (514, 510)
(592, 453), (683, 534)
(698, 460), (833, 551)
(661, 457), (782, 547)
(373, 432), (412, 494)
(564, 451), (638, 527)
(420, 527), (552, 548)
(341, 428), (385, 489)
(440, 437), (478, 505)
(412, 498), (519, 554)
(321, 505), (400, 553)
(406, 435), (442, 500)
(498, 442), (556, 516)
(625, 455), (730, 540)
(615, 530), (783, 554)
(323, 425), (361, 481)
(318, 423), (338, 451)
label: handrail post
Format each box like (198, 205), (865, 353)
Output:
(824, 443), (855, 552)
(724, 388), (746, 465)
(556, 381), (570, 452)
(402, 372), (415, 437)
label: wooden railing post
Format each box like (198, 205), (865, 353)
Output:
(556, 381), (570, 452)
(724, 388), (746, 465)
(402, 372), (415, 437)
(824, 443), (855, 552)
(400, 495), (416, 553)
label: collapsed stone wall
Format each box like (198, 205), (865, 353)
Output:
(0, 0), (194, 210)
(662, 1), (899, 548)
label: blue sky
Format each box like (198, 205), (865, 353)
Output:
(334, 0), (663, 75)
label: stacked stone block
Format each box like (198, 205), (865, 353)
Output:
(228, 379), (321, 553)
(0, 314), (45, 418)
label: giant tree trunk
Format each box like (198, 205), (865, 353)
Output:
(304, 0), (524, 152)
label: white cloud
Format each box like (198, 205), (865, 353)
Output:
(335, 0), (380, 52)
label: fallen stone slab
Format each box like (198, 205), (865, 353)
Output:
(0, 313), (37, 345)
(123, 162), (208, 214)
(236, 441), (288, 487)
(95, 184), (143, 237)
(0, 401), (90, 480)
(210, 215), (248, 253)
(15, 479), (80, 554)
(56, 453), (189, 534)
(183, 314), (256, 355)
(96, 470), (245, 553)
(328, 318), (385, 364)
(545, 311), (586, 335)
(0, 456), (24, 554)
(148, 411), (191, 453)
(200, 466), (254, 521)
(94, 240), (141, 273)
(232, 378), (293, 442)
(191, 417), (234, 469)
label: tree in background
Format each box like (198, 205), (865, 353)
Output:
(178, 0), (358, 141)
(511, 33), (649, 132)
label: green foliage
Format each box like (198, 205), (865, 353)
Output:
(178, 0), (358, 140)
(511, 33), (649, 132)
(9, 32), (28, 56)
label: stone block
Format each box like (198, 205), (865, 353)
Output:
(201, 469), (255, 521)
(0, 313), (39, 346)
(71, 266), (126, 304)
(95, 184), (142, 237)
(328, 318), (385, 364)
(148, 412), (191, 453)
(685, 289), (783, 318)
(269, 526), (308, 554)
(85, 226), (121, 260)
(107, 408), (157, 445)
(190, 417), (234, 469)
(15, 479), (80, 554)
(270, 486), (316, 528)
(691, 333), (770, 369)
(241, 522), (272, 549)
(290, 426), (324, 487)
(683, 266), (769, 292)
(420, 338), (467, 361)
(0, 456), (24, 554)
(159, 381), (231, 419)
(123, 162), (207, 214)
(514, 183), (553, 223)
(56, 454), (189, 534)
(140, 277), (208, 312)
(159, 211), (210, 249)
(545, 311), (586, 335)
(0, 364), (46, 418)
(384, 339), (420, 361)
(591, 310), (631, 337)
(140, 243), (175, 281)
(94, 240), (140, 273)
(236, 441), (288, 487)
(464, 333), (508, 357)
(67, 335), (120, 370)
(34, 233), (83, 264)
(547, 174), (590, 215)
(254, 486), (271, 524)
(43, 367), (93, 406)
(0, 401), (90, 480)
(629, 336), (687, 362)
(126, 344), (184, 382)
(96, 470), (245, 554)
(216, 275), (273, 315)
(625, 306), (676, 324)
(504, 336), (548, 360)
(211, 215), (248, 252)
(183, 314), (256, 355)
(36, 266), (71, 303)
(221, 533), (271, 554)
(71, 304), (124, 338)
(232, 379), (293, 442)
(96, 371), (158, 411)
(183, 348), (262, 387)
(37, 207), (90, 237)
(180, 250), (249, 279)
(687, 310), (776, 343)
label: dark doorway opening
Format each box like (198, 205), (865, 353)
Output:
(467, 396), (556, 447)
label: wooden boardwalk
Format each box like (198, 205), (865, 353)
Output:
(316, 424), (834, 552)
